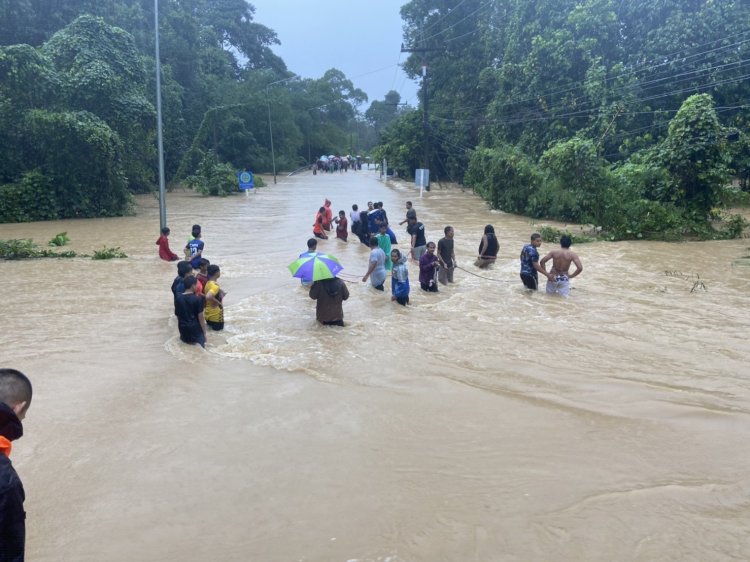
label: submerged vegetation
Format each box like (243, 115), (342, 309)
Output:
(0, 238), (126, 260)
(0, 239), (77, 259)
(91, 246), (128, 260)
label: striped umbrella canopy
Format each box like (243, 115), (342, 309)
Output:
(288, 253), (343, 282)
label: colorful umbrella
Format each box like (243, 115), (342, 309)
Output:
(288, 253), (343, 282)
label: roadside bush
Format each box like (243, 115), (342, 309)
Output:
(465, 145), (542, 213)
(536, 226), (594, 245)
(22, 110), (130, 218)
(540, 137), (615, 224)
(188, 150), (238, 196)
(0, 170), (58, 222)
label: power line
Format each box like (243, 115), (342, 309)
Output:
(420, 0), (494, 43)
(429, 33), (750, 119)
(420, 0), (472, 35)
(431, 66), (750, 128)
(422, 0), (494, 44)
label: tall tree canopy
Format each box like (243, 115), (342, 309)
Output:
(0, 0), (371, 222)
(374, 0), (750, 239)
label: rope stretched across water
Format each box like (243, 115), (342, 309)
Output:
(339, 265), (514, 284)
(454, 264), (514, 283)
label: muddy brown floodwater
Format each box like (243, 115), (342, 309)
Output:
(2, 169), (750, 561)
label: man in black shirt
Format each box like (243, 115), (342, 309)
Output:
(175, 276), (207, 347)
(406, 216), (427, 262)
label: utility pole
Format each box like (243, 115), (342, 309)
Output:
(265, 75), (298, 185)
(400, 44), (441, 191)
(154, 0), (167, 230)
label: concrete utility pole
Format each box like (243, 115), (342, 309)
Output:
(154, 0), (167, 230)
(400, 44), (441, 191)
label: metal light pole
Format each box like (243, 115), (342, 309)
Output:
(154, 0), (167, 230)
(266, 88), (277, 184)
(265, 75), (297, 185)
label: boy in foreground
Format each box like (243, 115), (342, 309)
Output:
(0, 368), (33, 561)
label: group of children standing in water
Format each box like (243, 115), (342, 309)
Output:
(160, 224), (226, 347)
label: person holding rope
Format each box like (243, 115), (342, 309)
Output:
(362, 237), (387, 291)
(437, 226), (456, 285)
(539, 235), (583, 297)
(419, 241), (440, 292)
(475, 224), (499, 268)
(519, 233), (550, 291)
(407, 215), (427, 262)
(390, 249), (411, 306)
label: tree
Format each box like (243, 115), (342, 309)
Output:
(42, 15), (156, 192)
(365, 90), (404, 132)
(659, 93), (730, 215)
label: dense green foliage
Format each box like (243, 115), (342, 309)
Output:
(0, 1), (377, 221)
(186, 150), (238, 197)
(375, 0), (750, 239)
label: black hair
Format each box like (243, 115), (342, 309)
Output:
(369, 237), (380, 247)
(352, 204), (358, 211)
(319, 206), (326, 213)
(484, 224), (495, 235)
(177, 261), (192, 277)
(183, 275), (197, 290)
(444, 225), (453, 235)
(339, 210), (345, 215)
(161, 227), (170, 235)
(406, 201), (412, 206)
(531, 233), (541, 241)
(191, 224), (201, 237)
(199, 258), (210, 267)
(321, 277), (342, 297)
(0, 369), (32, 410)
(561, 235), (572, 248)
(207, 264), (220, 277)
(307, 238), (317, 250)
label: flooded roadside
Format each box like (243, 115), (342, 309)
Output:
(2, 169), (749, 561)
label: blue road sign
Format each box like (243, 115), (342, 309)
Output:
(238, 170), (254, 190)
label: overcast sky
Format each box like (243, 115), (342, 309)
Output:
(249, 0), (420, 109)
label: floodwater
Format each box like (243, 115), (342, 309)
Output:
(2, 169), (749, 561)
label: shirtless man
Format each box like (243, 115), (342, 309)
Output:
(539, 235), (583, 297)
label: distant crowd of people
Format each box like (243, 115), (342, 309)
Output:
(313, 155), (362, 174)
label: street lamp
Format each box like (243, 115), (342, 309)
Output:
(265, 75), (298, 185)
(154, 0), (167, 230)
